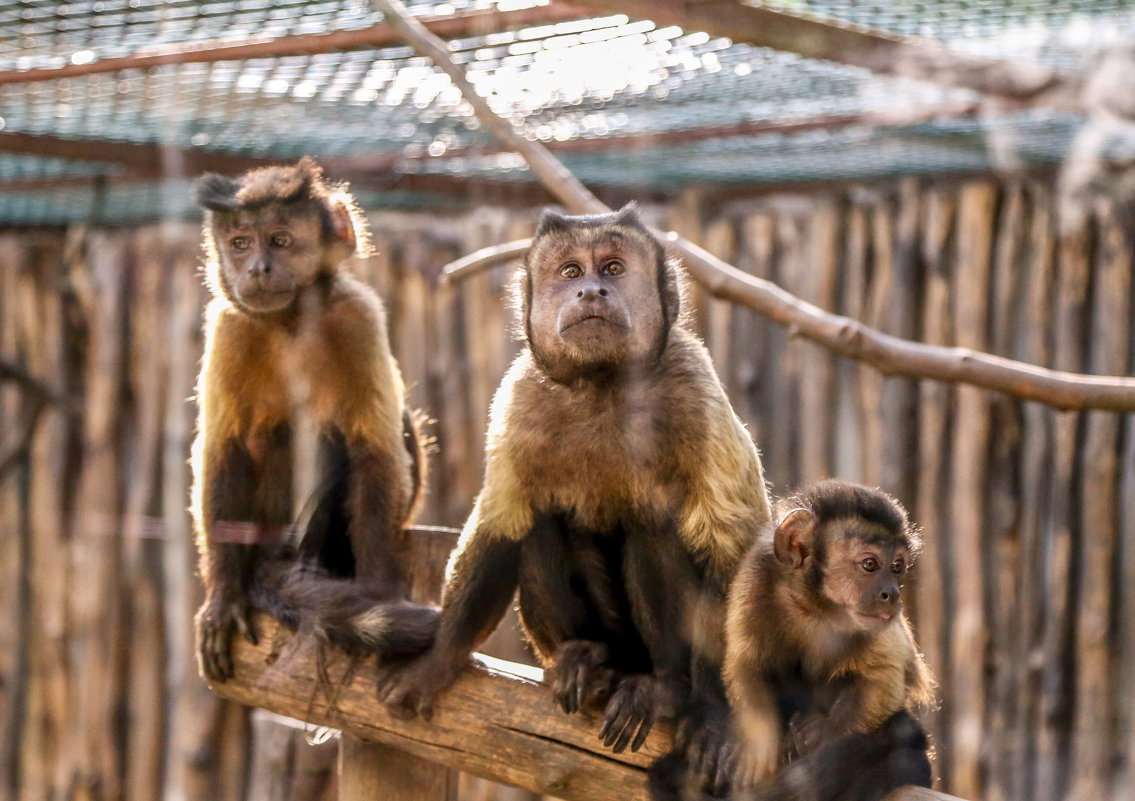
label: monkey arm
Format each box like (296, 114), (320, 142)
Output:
(376, 518), (521, 719)
(194, 433), (263, 682)
(723, 594), (782, 788)
(729, 674), (783, 789)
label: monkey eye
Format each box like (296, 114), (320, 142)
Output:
(891, 558), (906, 574)
(559, 262), (582, 279)
(230, 236), (251, 251)
(269, 232), (293, 248)
(602, 259), (625, 276)
(860, 557), (879, 572)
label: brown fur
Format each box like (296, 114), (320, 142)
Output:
(723, 480), (936, 790)
(376, 205), (770, 789)
(190, 158), (431, 683)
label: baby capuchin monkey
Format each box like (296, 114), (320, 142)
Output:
(720, 479), (936, 801)
(377, 204), (772, 786)
(190, 157), (435, 683)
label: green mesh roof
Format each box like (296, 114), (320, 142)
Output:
(0, 0), (1131, 225)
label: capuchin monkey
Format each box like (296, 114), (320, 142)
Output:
(190, 157), (436, 683)
(375, 203), (772, 788)
(717, 480), (936, 801)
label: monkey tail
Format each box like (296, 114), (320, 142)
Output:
(402, 406), (434, 522)
(279, 567), (439, 659)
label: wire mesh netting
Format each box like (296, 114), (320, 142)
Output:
(0, 0), (1132, 223)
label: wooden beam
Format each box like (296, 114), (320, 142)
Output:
(209, 615), (667, 801)
(211, 615), (965, 801)
(0, 131), (278, 176)
(571, 0), (1080, 104)
(0, 3), (593, 85)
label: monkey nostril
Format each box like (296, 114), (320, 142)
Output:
(577, 290), (584, 299)
(598, 288), (608, 297)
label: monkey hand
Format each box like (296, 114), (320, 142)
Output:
(195, 594), (259, 683)
(675, 704), (735, 795)
(599, 673), (683, 753)
(375, 648), (466, 721)
(550, 640), (620, 715)
(730, 743), (779, 791)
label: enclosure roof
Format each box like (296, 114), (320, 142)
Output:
(0, 0), (1133, 225)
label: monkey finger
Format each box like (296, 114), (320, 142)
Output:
(630, 714), (654, 752)
(598, 707), (624, 747)
(235, 611), (258, 646)
(603, 703), (641, 752)
(612, 715), (646, 753)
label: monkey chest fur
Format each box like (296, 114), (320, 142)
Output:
(209, 298), (392, 451)
(505, 375), (688, 530)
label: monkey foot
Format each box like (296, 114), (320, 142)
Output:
(195, 597), (258, 682)
(599, 673), (682, 753)
(549, 640), (619, 715)
(375, 649), (464, 721)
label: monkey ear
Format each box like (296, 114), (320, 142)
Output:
(660, 258), (682, 324)
(534, 208), (571, 238)
(193, 173), (240, 211)
(773, 508), (815, 568)
(613, 202), (642, 227)
(327, 200), (357, 251)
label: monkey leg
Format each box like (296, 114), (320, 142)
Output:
(749, 710), (931, 801)
(580, 521), (698, 755)
(518, 515), (634, 716)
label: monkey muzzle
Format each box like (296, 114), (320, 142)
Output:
(236, 270), (296, 312)
(559, 303), (629, 334)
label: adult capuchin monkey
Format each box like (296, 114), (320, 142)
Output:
(377, 203), (772, 788)
(190, 157), (436, 683)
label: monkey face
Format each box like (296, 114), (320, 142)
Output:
(212, 204), (327, 314)
(822, 528), (910, 632)
(526, 229), (666, 379)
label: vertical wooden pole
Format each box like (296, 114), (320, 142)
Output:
(878, 178), (921, 505)
(1034, 201), (1092, 801)
(983, 182), (1026, 801)
(947, 180), (998, 801)
(1070, 195), (1130, 800)
(912, 184), (955, 771)
(338, 734), (457, 801)
(1007, 181), (1056, 801)
(798, 197), (840, 483)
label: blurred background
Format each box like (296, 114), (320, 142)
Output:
(0, 2), (1134, 800)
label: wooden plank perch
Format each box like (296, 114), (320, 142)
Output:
(367, 0), (1135, 413)
(209, 614), (966, 801)
(209, 614), (669, 801)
